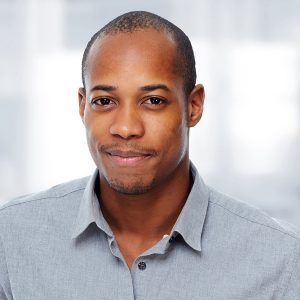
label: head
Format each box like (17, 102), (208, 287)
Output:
(82, 11), (197, 98)
(79, 11), (204, 195)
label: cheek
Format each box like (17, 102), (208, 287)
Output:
(165, 108), (187, 139)
(146, 111), (188, 153)
(168, 119), (188, 155)
(85, 117), (106, 154)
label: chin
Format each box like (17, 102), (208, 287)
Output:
(107, 177), (156, 195)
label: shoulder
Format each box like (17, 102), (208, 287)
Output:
(0, 176), (90, 221)
(201, 185), (300, 298)
(207, 186), (300, 241)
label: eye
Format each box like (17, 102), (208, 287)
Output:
(93, 97), (113, 106)
(145, 97), (165, 105)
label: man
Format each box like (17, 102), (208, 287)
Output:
(0, 11), (299, 299)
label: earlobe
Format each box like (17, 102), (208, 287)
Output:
(78, 87), (86, 123)
(187, 84), (205, 128)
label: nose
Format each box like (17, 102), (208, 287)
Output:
(109, 105), (145, 140)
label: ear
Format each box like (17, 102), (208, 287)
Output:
(187, 84), (205, 128)
(78, 87), (86, 123)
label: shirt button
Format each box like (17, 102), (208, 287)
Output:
(169, 236), (175, 243)
(138, 261), (147, 270)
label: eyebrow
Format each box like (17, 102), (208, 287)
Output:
(90, 85), (117, 92)
(140, 84), (170, 92)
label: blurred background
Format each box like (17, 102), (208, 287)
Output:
(0, 0), (299, 226)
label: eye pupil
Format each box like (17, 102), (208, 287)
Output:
(150, 97), (161, 105)
(100, 98), (110, 105)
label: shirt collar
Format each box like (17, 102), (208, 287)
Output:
(71, 162), (209, 252)
(170, 161), (209, 252)
(71, 169), (113, 239)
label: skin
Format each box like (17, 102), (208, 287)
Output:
(78, 29), (204, 269)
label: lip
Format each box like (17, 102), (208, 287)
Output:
(106, 150), (152, 166)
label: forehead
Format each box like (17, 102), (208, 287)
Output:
(85, 29), (181, 88)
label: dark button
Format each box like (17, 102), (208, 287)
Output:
(138, 261), (147, 270)
(169, 235), (175, 243)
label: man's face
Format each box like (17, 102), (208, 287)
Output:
(79, 29), (194, 195)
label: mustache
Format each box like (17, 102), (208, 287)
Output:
(98, 143), (159, 156)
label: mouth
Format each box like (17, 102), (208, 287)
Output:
(106, 150), (153, 166)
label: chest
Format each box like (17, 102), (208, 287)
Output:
(6, 237), (282, 300)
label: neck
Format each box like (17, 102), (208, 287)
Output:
(98, 157), (191, 239)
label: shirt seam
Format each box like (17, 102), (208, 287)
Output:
(208, 198), (300, 241)
(0, 187), (85, 213)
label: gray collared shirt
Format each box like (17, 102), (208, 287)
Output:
(0, 163), (300, 299)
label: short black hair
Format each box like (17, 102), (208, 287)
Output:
(81, 11), (196, 97)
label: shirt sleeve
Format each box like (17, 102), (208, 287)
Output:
(0, 235), (13, 300)
(282, 243), (300, 299)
